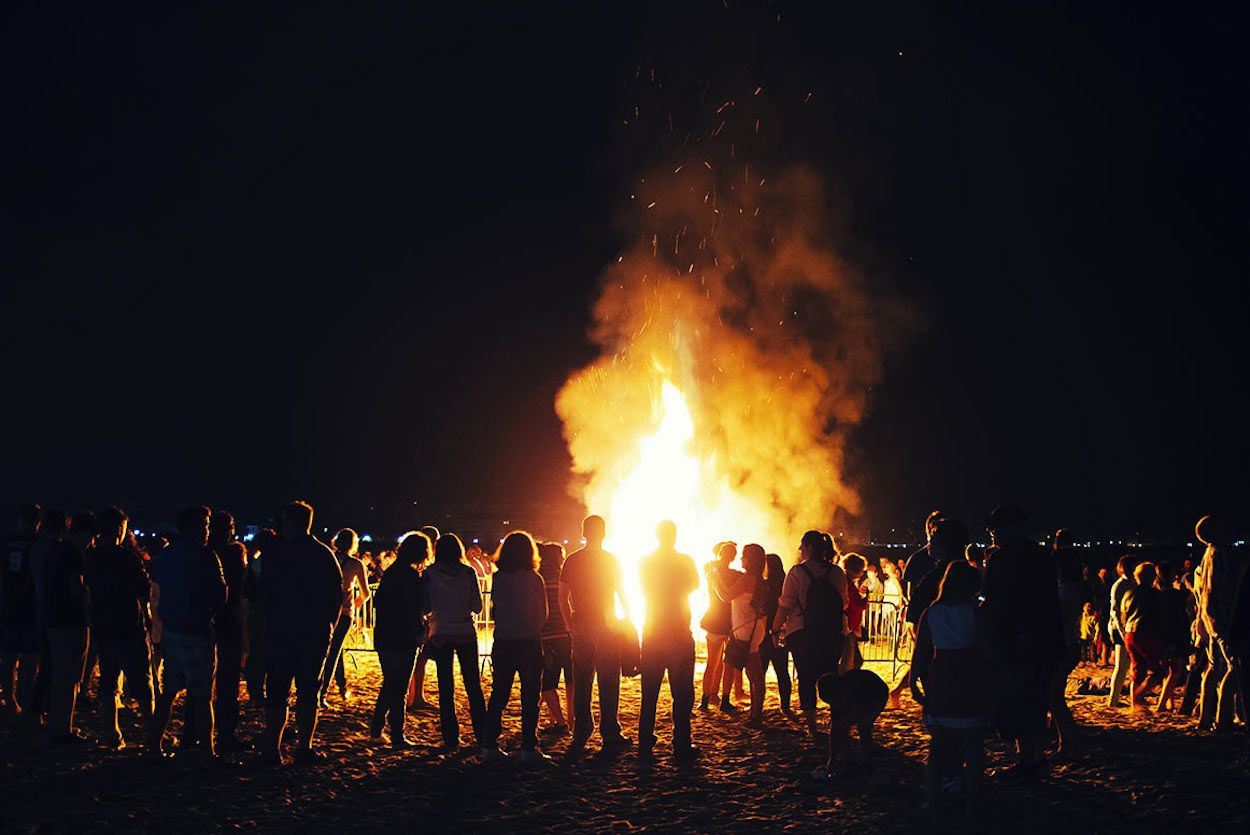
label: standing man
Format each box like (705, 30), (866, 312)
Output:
(147, 505), (226, 757)
(262, 501), (342, 764)
(208, 511), (247, 750)
(637, 520), (699, 760)
(408, 524), (442, 711)
(46, 512), (95, 744)
(1106, 556), (1136, 707)
(980, 505), (1064, 778)
(85, 506), (153, 749)
(25, 508), (72, 728)
(0, 504), (42, 715)
(558, 514), (631, 751)
(320, 527), (372, 707)
(1194, 515), (1244, 732)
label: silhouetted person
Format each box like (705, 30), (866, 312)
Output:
(816, 668), (888, 779)
(426, 532), (487, 752)
(243, 527), (278, 704)
(911, 561), (992, 822)
(1120, 561), (1169, 710)
(773, 531), (847, 738)
(537, 542), (573, 733)
(1106, 555), (1136, 706)
(320, 528), (372, 707)
(638, 520), (699, 759)
(1049, 528), (1084, 754)
(262, 500), (342, 764)
(699, 541), (739, 712)
(905, 520), (970, 631)
(407, 524), (443, 711)
(0, 503), (42, 715)
(483, 531), (549, 764)
(760, 553), (793, 715)
(46, 512), (94, 743)
(1194, 516), (1241, 731)
(558, 514), (631, 751)
(722, 543), (769, 724)
(198, 510), (247, 750)
(370, 531), (430, 748)
(25, 508), (71, 727)
(980, 505), (1064, 777)
(147, 505), (226, 757)
(84, 506), (153, 749)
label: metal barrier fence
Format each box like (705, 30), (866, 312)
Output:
(857, 599), (905, 679)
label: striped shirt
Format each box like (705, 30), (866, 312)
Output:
(540, 576), (569, 640)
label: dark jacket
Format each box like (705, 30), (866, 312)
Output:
(261, 534), (342, 639)
(153, 538), (227, 638)
(85, 543), (150, 640)
(373, 561), (428, 653)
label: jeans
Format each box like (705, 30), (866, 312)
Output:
(1199, 637), (1239, 729)
(265, 630), (332, 751)
(214, 631), (244, 742)
(48, 626), (88, 735)
(373, 648), (418, 740)
(638, 633), (695, 750)
(760, 633), (792, 709)
(320, 615), (352, 699)
(430, 637), (486, 747)
(572, 629), (622, 741)
(96, 634), (153, 741)
(162, 630), (216, 698)
(486, 638), (542, 749)
(789, 629), (842, 712)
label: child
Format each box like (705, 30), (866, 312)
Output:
(910, 561), (992, 823)
(815, 668), (888, 778)
(1080, 602), (1099, 663)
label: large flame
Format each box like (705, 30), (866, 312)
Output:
(590, 373), (782, 634)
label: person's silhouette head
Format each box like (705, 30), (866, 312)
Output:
(742, 543), (766, 575)
(17, 504), (41, 536)
(1134, 561), (1157, 588)
(210, 510), (235, 546)
(497, 531), (537, 572)
(841, 552), (866, 580)
(42, 508), (69, 539)
(984, 505), (1027, 546)
(69, 512), (96, 551)
(281, 501), (314, 538)
(656, 519), (677, 551)
(434, 532), (466, 566)
(177, 505), (212, 547)
(765, 553), (784, 581)
(396, 530), (432, 569)
(931, 519), (970, 563)
(925, 510), (946, 541)
(582, 515), (606, 548)
(800, 530), (835, 563)
(1053, 528), (1075, 550)
(538, 541), (566, 581)
(419, 525), (441, 545)
(1116, 555), (1133, 579)
(333, 528), (359, 556)
(97, 506), (128, 546)
(714, 541), (737, 565)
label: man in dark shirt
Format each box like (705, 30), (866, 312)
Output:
(638, 520), (699, 759)
(1, 503), (42, 714)
(85, 506), (153, 748)
(147, 505), (227, 757)
(262, 500), (342, 764)
(558, 514), (631, 750)
(981, 505), (1064, 777)
(47, 512), (95, 743)
(209, 511), (247, 750)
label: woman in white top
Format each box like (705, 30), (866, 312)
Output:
(425, 533), (487, 752)
(722, 544), (769, 726)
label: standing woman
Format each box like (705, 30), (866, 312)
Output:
(483, 531), (550, 764)
(369, 531), (430, 748)
(426, 533), (487, 752)
(760, 553), (793, 716)
(772, 531), (848, 737)
(699, 541), (738, 711)
(537, 542), (573, 734)
(722, 544), (769, 726)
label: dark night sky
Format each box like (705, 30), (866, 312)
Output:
(4, 2), (1247, 538)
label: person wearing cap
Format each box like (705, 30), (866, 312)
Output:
(980, 505), (1064, 777)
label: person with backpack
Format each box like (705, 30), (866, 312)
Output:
(772, 531), (848, 737)
(369, 531), (430, 748)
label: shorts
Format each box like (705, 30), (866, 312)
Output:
(161, 630), (216, 699)
(541, 635), (572, 691)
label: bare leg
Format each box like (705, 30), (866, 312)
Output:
(702, 637), (725, 705)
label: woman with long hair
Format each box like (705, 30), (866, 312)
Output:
(721, 544), (769, 726)
(537, 542), (573, 734)
(911, 560), (991, 822)
(699, 541), (740, 711)
(482, 531), (550, 764)
(760, 553), (793, 715)
(369, 531), (430, 748)
(425, 533), (487, 752)
(771, 531), (848, 736)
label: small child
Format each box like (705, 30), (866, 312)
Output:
(815, 668), (888, 778)
(911, 561), (992, 823)
(1080, 602), (1099, 663)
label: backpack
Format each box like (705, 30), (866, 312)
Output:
(798, 561), (843, 638)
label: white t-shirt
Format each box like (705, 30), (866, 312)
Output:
(730, 585), (766, 651)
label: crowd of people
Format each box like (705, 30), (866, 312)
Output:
(0, 500), (1246, 821)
